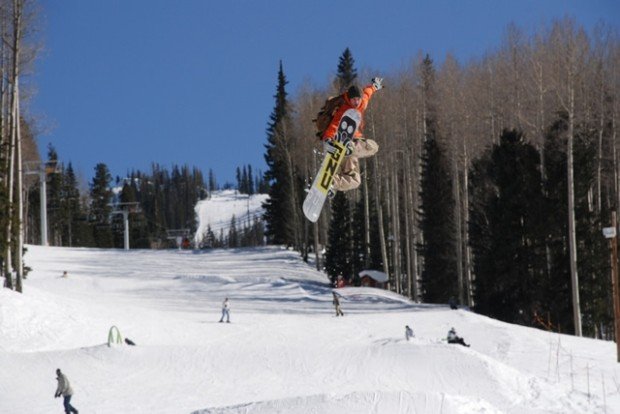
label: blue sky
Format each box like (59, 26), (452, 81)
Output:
(31, 0), (618, 185)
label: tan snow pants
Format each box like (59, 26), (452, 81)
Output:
(332, 138), (379, 192)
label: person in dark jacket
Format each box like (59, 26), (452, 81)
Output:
(54, 369), (78, 414)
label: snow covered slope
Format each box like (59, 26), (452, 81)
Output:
(194, 190), (268, 245)
(1, 245), (619, 414)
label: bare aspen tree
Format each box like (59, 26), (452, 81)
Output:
(361, 157), (370, 267)
(399, 71), (421, 301)
(550, 18), (591, 336)
(3, 0), (18, 289)
(391, 150), (402, 293)
(604, 44), (617, 213)
(372, 152), (390, 286)
(438, 54), (466, 304)
(496, 24), (528, 130)
(0, 0), (38, 291)
(591, 24), (615, 215)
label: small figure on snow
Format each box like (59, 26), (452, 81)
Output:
(447, 327), (470, 347)
(448, 296), (458, 310)
(62, 271), (68, 278)
(405, 325), (414, 341)
(54, 368), (78, 414)
(322, 78), (384, 193)
(332, 291), (344, 317)
(219, 297), (231, 323)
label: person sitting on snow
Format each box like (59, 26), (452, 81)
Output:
(447, 327), (470, 347)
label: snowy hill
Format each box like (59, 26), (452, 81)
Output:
(194, 190), (268, 245)
(1, 245), (620, 414)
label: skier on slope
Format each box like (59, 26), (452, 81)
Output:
(322, 77), (384, 193)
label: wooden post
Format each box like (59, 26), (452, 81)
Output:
(604, 211), (620, 362)
(612, 212), (620, 363)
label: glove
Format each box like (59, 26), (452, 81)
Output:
(324, 139), (337, 155)
(325, 139), (354, 156)
(372, 77), (384, 90)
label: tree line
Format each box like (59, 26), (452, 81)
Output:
(23, 149), (268, 251)
(261, 18), (620, 338)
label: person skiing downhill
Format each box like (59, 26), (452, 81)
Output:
(322, 77), (384, 193)
(54, 369), (78, 414)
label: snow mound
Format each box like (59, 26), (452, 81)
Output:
(192, 391), (502, 414)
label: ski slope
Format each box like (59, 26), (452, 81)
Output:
(1, 245), (620, 414)
(194, 190), (268, 245)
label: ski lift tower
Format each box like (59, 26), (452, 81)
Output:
(110, 202), (141, 250)
(23, 160), (60, 246)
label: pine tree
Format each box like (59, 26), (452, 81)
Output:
(325, 192), (352, 284)
(469, 129), (547, 326)
(228, 215), (238, 248)
(262, 61), (300, 247)
(208, 169), (217, 193)
(236, 167), (242, 193)
(248, 165), (255, 195)
(418, 134), (457, 303)
(336, 47), (358, 92)
(46, 145), (63, 245)
(90, 163), (114, 248)
(63, 163), (92, 247)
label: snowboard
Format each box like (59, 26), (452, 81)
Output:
(302, 108), (361, 222)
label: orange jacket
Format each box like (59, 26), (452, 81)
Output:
(322, 84), (377, 140)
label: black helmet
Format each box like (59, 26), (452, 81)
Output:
(347, 85), (361, 99)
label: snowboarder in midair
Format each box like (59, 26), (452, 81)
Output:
(322, 78), (383, 193)
(219, 297), (231, 323)
(54, 368), (78, 414)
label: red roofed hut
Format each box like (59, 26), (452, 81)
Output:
(358, 270), (388, 289)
